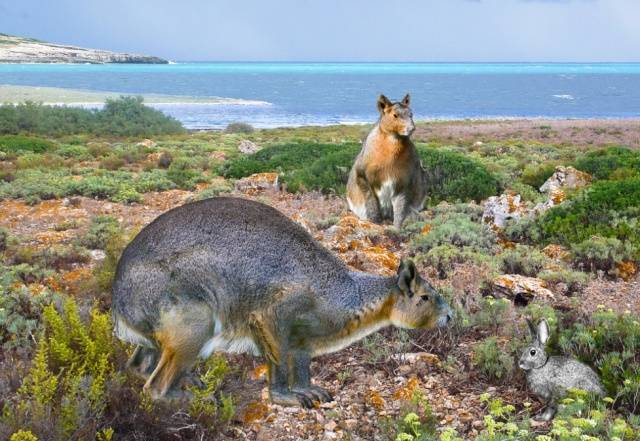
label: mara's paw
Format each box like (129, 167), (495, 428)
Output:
(270, 386), (333, 408)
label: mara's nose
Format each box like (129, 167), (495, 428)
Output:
(445, 313), (452, 324)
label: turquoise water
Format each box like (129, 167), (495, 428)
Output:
(1, 62), (639, 128)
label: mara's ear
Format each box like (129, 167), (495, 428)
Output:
(401, 93), (411, 106)
(377, 94), (392, 113)
(537, 319), (549, 345)
(397, 259), (417, 297)
(526, 318), (537, 340)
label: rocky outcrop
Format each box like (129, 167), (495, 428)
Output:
(482, 193), (528, 228)
(0, 34), (167, 64)
(491, 274), (555, 305)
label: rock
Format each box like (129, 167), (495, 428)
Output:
(89, 249), (107, 261)
(474, 141), (484, 146)
(491, 274), (555, 305)
(540, 166), (591, 194)
(482, 193), (528, 228)
(324, 421), (337, 432)
(209, 151), (227, 162)
(136, 139), (157, 148)
(234, 172), (280, 192)
(0, 34), (168, 64)
(391, 352), (440, 366)
(343, 419), (358, 430)
(238, 139), (261, 154)
(542, 244), (570, 261)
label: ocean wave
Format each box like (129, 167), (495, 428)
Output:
(552, 94), (574, 100)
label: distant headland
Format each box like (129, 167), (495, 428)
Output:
(0, 33), (168, 64)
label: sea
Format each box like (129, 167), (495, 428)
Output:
(1, 62), (639, 129)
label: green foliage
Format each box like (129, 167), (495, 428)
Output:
(167, 157), (206, 190)
(92, 224), (129, 294)
(499, 244), (547, 277)
(0, 135), (55, 153)
(222, 142), (499, 199)
(419, 147), (501, 204)
(557, 308), (640, 414)
(570, 236), (636, 276)
(0, 268), (55, 349)
(574, 147), (640, 180)
(419, 244), (499, 279)
(410, 212), (497, 254)
(194, 181), (234, 200)
(3, 297), (115, 439)
(78, 215), (122, 250)
(10, 430), (39, 441)
(536, 177), (640, 255)
(0, 97), (184, 136)
(0, 168), (175, 204)
(537, 269), (590, 295)
(189, 355), (234, 424)
(520, 162), (558, 189)
(473, 336), (515, 382)
(225, 122), (254, 134)
(221, 141), (359, 193)
(473, 296), (512, 332)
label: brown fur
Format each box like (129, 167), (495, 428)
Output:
(347, 94), (427, 228)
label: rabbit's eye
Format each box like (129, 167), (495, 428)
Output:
(530, 349), (537, 356)
(420, 295), (429, 302)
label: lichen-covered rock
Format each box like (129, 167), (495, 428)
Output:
(491, 274), (555, 304)
(136, 139), (157, 148)
(234, 172), (280, 192)
(542, 244), (570, 261)
(482, 193), (528, 228)
(539, 166), (591, 194)
(238, 139), (260, 154)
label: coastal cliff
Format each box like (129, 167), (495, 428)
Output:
(0, 34), (168, 64)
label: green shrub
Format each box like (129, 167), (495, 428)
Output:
(0, 226), (7, 252)
(473, 296), (511, 332)
(557, 308), (640, 413)
(473, 336), (515, 382)
(520, 162), (558, 189)
(536, 177), (640, 253)
(503, 216), (543, 245)
(570, 236), (636, 276)
(167, 158), (205, 190)
(0, 97), (184, 137)
(419, 244), (499, 279)
(538, 269), (590, 295)
(56, 144), (91, 160)
(225, 122), (254, 134)
(499, 244), (547, 277)
(419, 148), (500, 204)
(574, 147), (640, 180)
(79, 216), (122, 250)
(222, 142), (499, 199)
(410, 213), (497, 254)
(0, 135), (55, 153)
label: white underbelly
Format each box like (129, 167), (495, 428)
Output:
(198, 318), (260, 358)
(376, 181), (395, 217)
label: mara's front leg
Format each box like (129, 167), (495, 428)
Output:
(392, 193), (412, 229)
(289, 349), (333, 405)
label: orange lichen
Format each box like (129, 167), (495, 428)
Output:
(367, 390), (386, 409)
(240, 400), (269, 424)
(251, 364), (268, 380)
(617, 261), (637, 281)
(393, 377), (420, 401)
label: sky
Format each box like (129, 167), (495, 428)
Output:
(1, 0), (639, 62)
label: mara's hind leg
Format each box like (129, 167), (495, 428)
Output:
(127, 345), (159, 379)
(143, 304), (214, 399)
(289, 349), (333, 404)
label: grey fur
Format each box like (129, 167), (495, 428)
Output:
(519, 319), (605, 421)
(112, 197), (451, 405)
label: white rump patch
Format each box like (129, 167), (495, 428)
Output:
(347, 197), (368, 220)
(113, 314), (154, 348)
(198, 317), (259, 358)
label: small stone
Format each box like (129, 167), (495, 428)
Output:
(324, 421), (337, 432)
(343, 419), (358, 430)
(89, 249), (106, 261)
(238, 139), (261, 154)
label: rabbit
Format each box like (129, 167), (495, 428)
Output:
(519, 319), (605, 421)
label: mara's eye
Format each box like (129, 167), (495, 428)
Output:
(420, 295), (429, 302)
(393, 113), (398, 118)
(530, 349), (537, 356)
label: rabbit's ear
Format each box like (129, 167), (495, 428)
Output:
(526, 319), (537, 339)
(537, 319), (550, 345)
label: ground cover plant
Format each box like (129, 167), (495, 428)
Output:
(0, 119), (639, 440)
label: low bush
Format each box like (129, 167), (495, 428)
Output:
(473, 296), (512, 332)
(0, 135), (55, 153)
(419, 244), (499, 279)
(410, 213), (497, 254)
(499, 244), (547, 277)
(520, 162), (558, 189)
(222, 142), (499, 200)
(557, 307), (640, 414)
(536, 177), (640, 254)
(574, 147), (640, 180)
(0, 97), (184, 137)
(78, 216), (122, 250)
(167, 158), (206, 190)
(570, 236), (636, 277)
(473, 336), (515, 382)
(419, 148), (501, 204)
(225, 122), (254, 134)
(538, 269), (590, 295)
